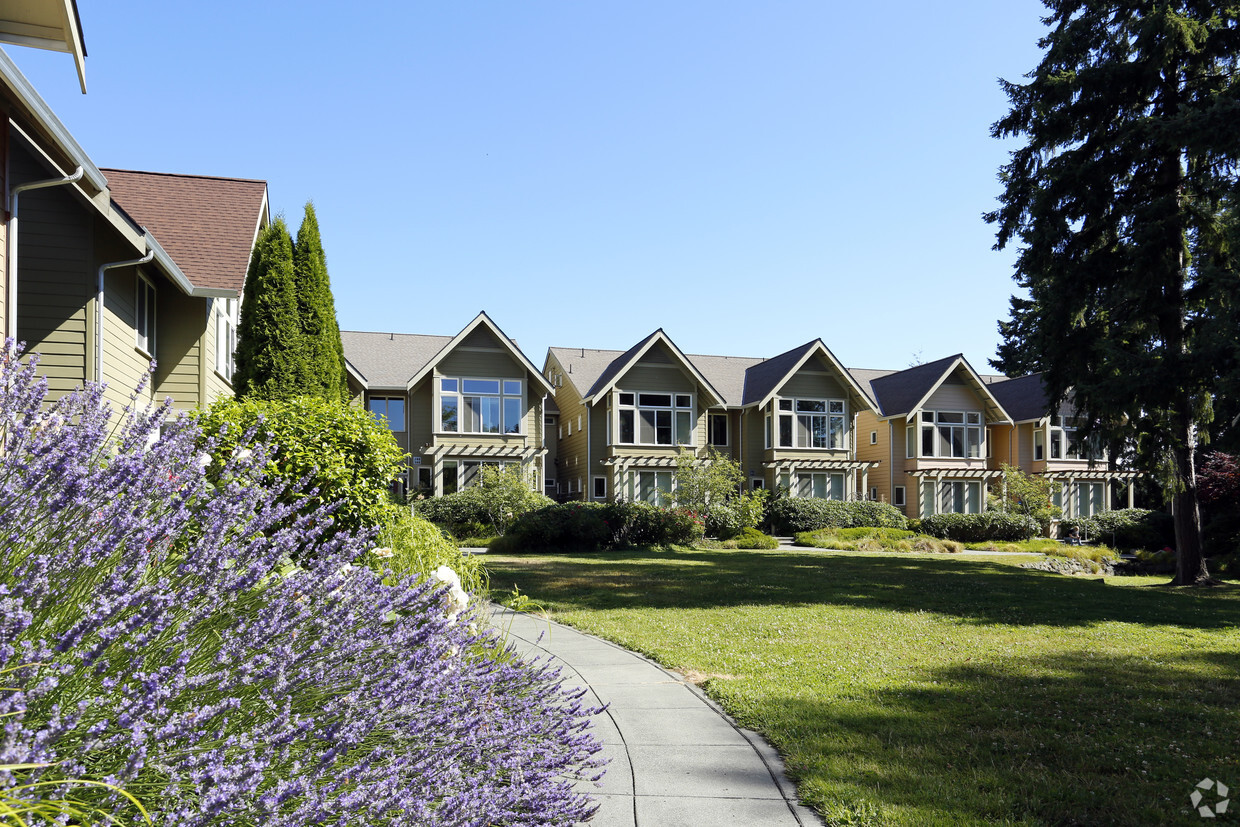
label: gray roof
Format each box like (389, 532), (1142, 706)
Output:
(547, 346), (629, 400)
(341, 331), (452, 388)
(736, 341), (818, 406)
(862, 354), (964, 417)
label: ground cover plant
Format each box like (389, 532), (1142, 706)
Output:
(485, 546), (1240, 826)
(0, 348), (601, 825)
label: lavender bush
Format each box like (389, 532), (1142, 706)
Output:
(0, 345), (602, 825)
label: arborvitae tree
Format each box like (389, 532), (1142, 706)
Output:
(292, 202), (349, 402)
(987, 2), (1240, 585)
(234, 217), (301, 400)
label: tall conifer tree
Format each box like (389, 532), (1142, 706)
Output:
(293, 202), (349, 402)
(234, 217), (301, 400)
(988, 2), (1240, 585)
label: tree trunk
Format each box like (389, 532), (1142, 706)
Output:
(1171, 415), (1211, 586)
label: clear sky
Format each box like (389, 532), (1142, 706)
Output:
(12, 0), (1051, 374)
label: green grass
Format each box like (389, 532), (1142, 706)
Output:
(484, 547), (1240, 826)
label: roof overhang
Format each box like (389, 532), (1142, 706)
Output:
(908, 356), (1013, 426)
(406, 311), (556, 396)
(0, 2), (87, 93)
(748, 339), (880, 415)
(585, 329), (726, 408)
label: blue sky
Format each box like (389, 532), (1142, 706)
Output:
(12, 0), (1050, 373)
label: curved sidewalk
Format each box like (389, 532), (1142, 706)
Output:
(488, 606), (824, 827)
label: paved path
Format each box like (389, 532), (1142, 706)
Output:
(488, 605), (823, 827)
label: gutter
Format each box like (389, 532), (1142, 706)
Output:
(6, 165), (83, 339)
(95, 249), (154, 383)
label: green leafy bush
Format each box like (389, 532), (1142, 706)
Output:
(732, 527), (779, 549)
(920, 511), (1040, 542)
(366, 510), (485, 594)
(703, 501), (744, 539)
(194, 396), (405, 536)
(491, 502), (704, 552)
(1060, 508), (1175, 550)
(766, 498), (908, 534)
(415, 465), (552, 536)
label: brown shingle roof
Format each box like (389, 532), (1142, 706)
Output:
(101, 169), (268, 294)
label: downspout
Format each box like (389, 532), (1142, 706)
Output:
(6, 166), (84, 340)
(95, 249), (154, 383)
(585, 399), (591, 502)
(889, 420), (895, 511)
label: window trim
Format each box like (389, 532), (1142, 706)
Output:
(592, 476), (607, 500)
(614, 389), (695, 447)
(917, 409), (983, 459)
(368, 395), (406, 433)
(215, 297), (239, 383)
(775, 396), (847, 450)
(437, 375), (525, 435)
(135, 272), (156, 357)
(893, 485), (906, 507)
(708, 411), (729, 447)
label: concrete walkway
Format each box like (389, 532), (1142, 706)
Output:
(488, 605), (823, 827)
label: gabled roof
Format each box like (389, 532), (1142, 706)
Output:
(0, 1), (87, 93)
(342, 331), (452, 389)
(554, 330), (727, 408)
(685, 353), (764, 407)
(102, 169), (269, 296)
(739, 339), (878, 413)
(984, 373), (1082, 424)
(341, 312), (554, 396)
(851, 354), (1012, 424)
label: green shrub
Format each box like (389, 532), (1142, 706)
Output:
(1060, 509), (1175, 550)
(703, 501), (744, 539)
(366, 510), (486, 594)
(766, 498), (908, 534)
(415, 466), (552, 535)
(921, 511), (1040, 542)
(732, 527), (779, 549)
(491, 502), (704, 552)
(193, 396), (405, 537)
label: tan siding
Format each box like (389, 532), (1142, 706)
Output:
(102, 267), (152, 411)
(203, 299), (235, 406)
(546, 354), (590, 500)
(855, 410), (890, 504)
(619, 363), (693, 393)
(14, 147), (91, 398)
(742, 408), (766, 485)
(154, 284), (206, 411)
(924, 382), (983, 413)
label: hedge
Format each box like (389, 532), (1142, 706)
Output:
(920, 511), (1040, 542)
(1060, 508), (1175, 550)
(490, 502), (704, 552)
(766, 498), (908, 535)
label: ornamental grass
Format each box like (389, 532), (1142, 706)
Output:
(0, 345), (601, 825)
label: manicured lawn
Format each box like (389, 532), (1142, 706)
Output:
(484, 547), (1240, 826)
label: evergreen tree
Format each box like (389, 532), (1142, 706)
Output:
(234, 217), (301, 400)
(293, 202), (349, 402)
(987, 2), (1240, 585)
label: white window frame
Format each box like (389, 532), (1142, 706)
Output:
(135, 273), (156, 357)
(918, 410), (983, 458)
(870, 431), (878, 445)
(215, 297), (239, 382)
(893, 485), (906, 507)
(776, 397), (847, 450)
(592, 476), (607, 500)
(437, 376), (525, 435)
(615, 390), (694, 447)
(794, 471), (845, 500)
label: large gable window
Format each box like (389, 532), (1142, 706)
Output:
(616, 391), (693, 446)
(918, 410), (982, 458)
(440, 377), (523, 434)
(776, 398), (846, 449)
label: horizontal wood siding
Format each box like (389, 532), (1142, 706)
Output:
(204, 298), (234, 406)
(589, 403), (608, 496)
(619, 363), (691, 394)
(102, 266), (153, 410)
(779, 370), (846, 400)
(924, 381), (983, 413)
(742, 407), (767, 485)
(15, 149), (90, 398)
(409, 380), (434, 456)
(154, 285), (205, 411)
(547, 353), (589, 499)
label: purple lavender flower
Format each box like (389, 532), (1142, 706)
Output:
(0, 342), (603, 824)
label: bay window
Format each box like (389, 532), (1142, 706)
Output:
(439, 377), (523, 434)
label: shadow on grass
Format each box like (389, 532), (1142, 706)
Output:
(759, 647), (1240, 825)
(485, 548), (1240, 630)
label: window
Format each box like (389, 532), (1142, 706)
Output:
(986, 427), (993, 459)
(751, 477), (765, 491)
(708, 412), (728, 446)
(215, 297), (238, 381)
(1033, 429), (1045, 461)
(906, 425), (916, 458)
(368, 396), (405, 432)
(637, 470), (673, 505)
(416, 466), (432, 495)
(918, 411), (983, 458)
(776, 398), (846, 449)
(939, 480), (982, 514)
(442, 461), (459, 495)
(1054, 416), (1103, 460)
(796, 472), (845, 500)
(870, 431), (878, 445)
(439, 377), (523, 434)
(893, 486), (906, 507)
(765, 414), (772, 449)
(869, 487), (878, 500)
(545, 478), (557, 495)
(135, 274), (156, 355)
(593, 476), (606, 499)
(616, 391), (693, 446)
(1074, 482), (1105, 517)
